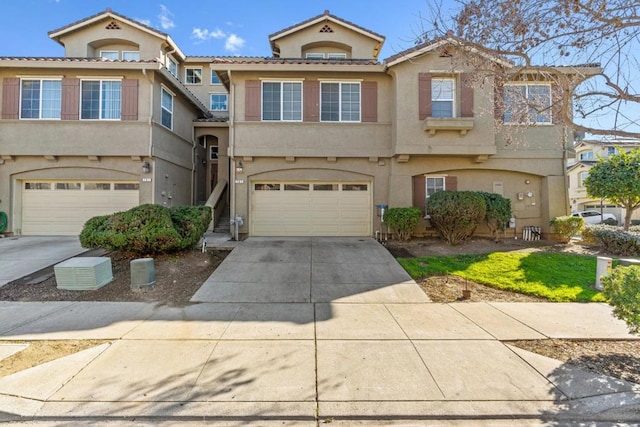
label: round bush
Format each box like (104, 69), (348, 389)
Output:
(426, 191), (486, 245)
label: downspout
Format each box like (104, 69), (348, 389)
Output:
(142, 68), (155, 204)
(191, 121), (196, 205)
(228, 70), (237, 236)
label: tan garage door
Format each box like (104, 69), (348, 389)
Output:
(251, 182), (371, 236)
(21, 181), (139, 235)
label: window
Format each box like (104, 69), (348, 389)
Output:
(342, 184), (368, 191)
(255, 183), (281, 191)
(56, 182), (82, 190)
(114, 183), (140, 190)
(211, 72), (221, 85)
(209, 146), (218, 160)
(580, 151), (595, 160)
(327, 53), (347, 59)
(306, 53), (324, 59)
(262, 81), (302, 121)
(81, 80), (121, 120)
(314, 184), (338, 191)
(504, 83), (552, 124)
(122, 51), (140, 61)
(85, 183), (111, 190)
(426, 177), (445, 198)
(320, 82), (360, 122)
(161, 88), (173, 129)
(284, 184), (310, 191)
(20, 79), (61, 119)
(100, 50), (119, 60)
(24, 182), (51, 190)
(167, 57), (178, 77)
(606, 146), (617, 156)
(579, 171), (589, 187)
(210, 94), (228, 111)
(185, 68), (202, 84)
(431, 78), (455, 118)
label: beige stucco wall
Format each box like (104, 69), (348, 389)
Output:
(274, 20), (381, 59)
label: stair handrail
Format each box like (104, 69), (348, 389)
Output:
(205, 180), (228, 231)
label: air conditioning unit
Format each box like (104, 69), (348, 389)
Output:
(130, 258), (155, 289)
(54, 257), (113, 290)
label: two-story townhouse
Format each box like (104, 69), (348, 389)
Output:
(567, 138), (640, 222)
(214, 11), (598, 238)
(0, 10), (211, 235)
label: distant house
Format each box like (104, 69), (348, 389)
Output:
(567, 139), (640, 223)
(0, 9), (598, 237)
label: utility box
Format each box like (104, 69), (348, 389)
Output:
(130, 258), (155, 289)
(55, 257), (113, 290)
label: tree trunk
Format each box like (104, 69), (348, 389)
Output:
(624, 207), (634, 231)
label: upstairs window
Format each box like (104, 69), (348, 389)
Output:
(185, 68), (202, 85)
(606, 146), (617, 156)
(579, 171), (589, 187)
(306, 53), (324, 59)
(431, 78), (455, 118)
(327, 53), (347, 59)
(81, 80), (121, 120)
(504, 83), (552, 124)
(167, 57), (178, 77)
(210, 94), (228, 111)
(262, 81), (302, 121)
(20, 79), (62, 119)
(100, 50), (119, 60)
(122, 51), (140, 61)
(161, 88), (173, 129)
(211, 72), (221, 85)
(579, 151), (595, 160)
(320, 82), (360, 122)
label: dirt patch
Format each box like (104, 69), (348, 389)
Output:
(419, 274), (547, 303)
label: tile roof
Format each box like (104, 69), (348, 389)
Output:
(209, 57), (381, 66)
(193, 117), (229, 123)
(268, 10), (385, 41)
(0, 57), (160, 63)
(47, 8), (167, 38)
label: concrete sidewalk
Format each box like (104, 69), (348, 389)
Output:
(0, 237), (639, 424)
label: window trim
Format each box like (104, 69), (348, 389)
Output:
(160, 87), (174, 130)
(424, 175), (446, 218)
(431, 77), (456, 118)
(185, 67), (203, 85)
(19, 78), (62, 120)
(210, 71), (222, 85)
(261, 80), (303, 122)
(167, 56), (178, 77)
(503, 82), (552, 125)
(320, 81), (361, 123)
(79, 78), (122, 121)
(99, 50), (119, 60)
(209, 93), (228, 111)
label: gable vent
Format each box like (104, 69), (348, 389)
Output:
(106, 21), (121, 30)
(319, 24), (334, 33)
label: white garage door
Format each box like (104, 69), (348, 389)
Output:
(21, 181), (140, 235)
(251, 182), (372, 236)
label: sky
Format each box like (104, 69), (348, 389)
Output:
(0, 0), (457, 59)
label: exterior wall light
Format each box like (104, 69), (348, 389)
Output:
(235, 160), (244, 174)
(142, 161), (151, 174)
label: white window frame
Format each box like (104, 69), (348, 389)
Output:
(579, 171), (589, 187)
(161, 87), (174, 130)
(306, 53), (324, 59)
(167, 57), (178, 77)
(80, 79), (122, 121)
(19, 78), (62, 120)
(261, 80), (303, 122)
(580, 151), (595, 160)
(424, 176), (446, 218)
(327, 53), (347, 59)
(320, 81), (361, 123)
(209, 145), (219, 160)
(100, 50), (119, 60)
(211, 71), (222, 85)
(503, 83), (552, 125)
(122, 51), (140, 61)
(185, 67), (203, 85)
(431, 78), (456, 118)
(210, 93), (228, 111)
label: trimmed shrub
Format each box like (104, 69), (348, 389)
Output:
(477, 192), (512, 239)
(80, 204), (212, 254)
(384, 207), (422, 241)
(549, 215), (585, 243)
(602, 265), (640, 334)
(426, 191), (486, 245)
(585, 225), (640, 256)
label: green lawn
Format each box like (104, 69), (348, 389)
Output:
(398, 251), (606, 302)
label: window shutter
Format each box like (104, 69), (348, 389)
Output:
(418, 73), (432, 120)
(551, 83), (563, 125)
(445, 176), (458, 191)
(61, 78), (80, 120)
(303, 80), (319, 122)
(121, 79), (138, 121)
(1, 78), (20, 119)
(413, 175), (426, 213)
(361, 81), (377, 123)
(460, 73), (474, 118)
(493, 79), (504, 122)
(245, 80), (261, 121)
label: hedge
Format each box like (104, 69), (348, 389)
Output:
(426, 191), (486, 245)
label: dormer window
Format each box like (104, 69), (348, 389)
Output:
(327, 53), (347, 59)
(306, 53), (324, 59)
(167, 57), (178, 77)
(100, 50), (119, 60)
(122, 51), (140, 61)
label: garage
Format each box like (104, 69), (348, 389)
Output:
(21, 181), (140, 235)
(250, 181), (372, 236)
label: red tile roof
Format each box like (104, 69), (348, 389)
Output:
(268, 10), (385, 41)
(47, 8), (167, 38)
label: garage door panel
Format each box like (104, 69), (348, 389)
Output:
(22, 182), (139, 236)
(251, 181), (371, 237)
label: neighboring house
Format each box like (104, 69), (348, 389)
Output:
(567, 139), (640, 223)
(0, 9), (597, 238)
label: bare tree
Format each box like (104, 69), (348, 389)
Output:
(442, 0), (640, 139)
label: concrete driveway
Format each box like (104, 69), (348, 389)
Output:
(191, 237), (429, 304)
(0, 236), (85, 287)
